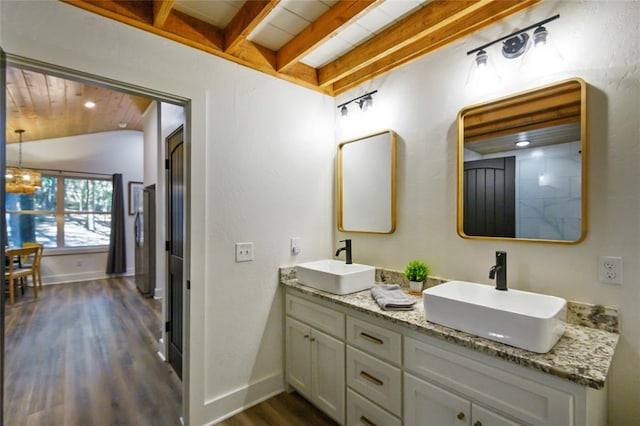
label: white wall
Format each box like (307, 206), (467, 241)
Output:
(0, 2), (335, 424)
(335, 1), (639, 424)
(6, 130), (143, 283)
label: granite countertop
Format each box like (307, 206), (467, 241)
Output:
(280, 269), (619, 390)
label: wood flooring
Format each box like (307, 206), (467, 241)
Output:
(3, 277), (182, 426)
(215, 391), (338, 426)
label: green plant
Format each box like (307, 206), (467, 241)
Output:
(404, 260), (430, 282)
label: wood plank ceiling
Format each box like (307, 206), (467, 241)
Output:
(62, 0), (542, 96)
(5, 68), (152, 143)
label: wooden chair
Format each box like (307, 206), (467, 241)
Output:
(5, 246), (39, 304)
(22, 242), (44, 289)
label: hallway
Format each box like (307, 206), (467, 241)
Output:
(4, 277), (182, 425)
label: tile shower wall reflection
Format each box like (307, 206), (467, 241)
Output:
(465, 141), (581, 240)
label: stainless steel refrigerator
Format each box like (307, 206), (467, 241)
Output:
(134, 184), (156, 297)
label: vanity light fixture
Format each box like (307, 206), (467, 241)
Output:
(467, 14), (560, 65)
(337, 90), (378, 117)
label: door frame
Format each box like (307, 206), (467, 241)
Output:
(1, 52), (192, 424)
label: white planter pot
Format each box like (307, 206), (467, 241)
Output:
(409, 280), (423, 294)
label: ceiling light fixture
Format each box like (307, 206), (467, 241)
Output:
(84, 101), (96, 108)
(467, 14), (560, 64)
(516, 140), (531, 147)
(337, 90), (378, 117)
(5, 130), (42, 194)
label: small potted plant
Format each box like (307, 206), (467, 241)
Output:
(404, 260), (430, 295)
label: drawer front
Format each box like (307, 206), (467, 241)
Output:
(346, 389), (401, 426)
(404, 336), (573, 425)
(346, 346), (402, 417)
(346, 316), (401, 365)
(286, 293), (345, 339)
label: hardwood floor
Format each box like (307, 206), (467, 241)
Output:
(4, 277), (182, 426)
(215, 391), (338, 426)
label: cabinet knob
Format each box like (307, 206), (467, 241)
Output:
(474, 421), (482, 426)
(457, 412), (466, 421)
(303, 334), (309, 339)
(310, 338), (316, 342)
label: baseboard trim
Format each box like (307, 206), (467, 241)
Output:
(43, 270), (134, 285)
(203, 372), (284, 425)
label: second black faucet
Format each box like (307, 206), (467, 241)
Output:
(489, 251), (507, 291)
(335, 239), (352, 264)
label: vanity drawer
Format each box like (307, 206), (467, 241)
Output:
(346, 388), (401, 426)
(286, 294), (345, 339)
(346, 316), (401, 365)
(404, 336), (573, 425)
(346, 346), (402, 417)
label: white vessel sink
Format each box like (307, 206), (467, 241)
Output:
(423, 281), (566, 353)
(296, 260), (375, 295)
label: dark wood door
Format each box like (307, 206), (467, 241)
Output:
(167, 126), (184, 379)
(463, 157), (516, 238)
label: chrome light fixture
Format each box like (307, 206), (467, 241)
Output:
(337, 90), (378, 117)
(6, 129), (42, 194)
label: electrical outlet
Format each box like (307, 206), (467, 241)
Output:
(598, 256), (622, 284)
(235, 242), (254, 262)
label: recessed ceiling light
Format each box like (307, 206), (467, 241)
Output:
(118, 122), (127, 128)
(516, 140), (531, 147)
(84, 101), (96, 108)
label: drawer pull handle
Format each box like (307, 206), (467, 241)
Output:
(474, 422), (482, 426)
(360, 415), (377, 426)
(360, 332), (384, 345)
(360, 371), (384, 386)
(457, 412), (466, 421)
(310, 337), (316, 342)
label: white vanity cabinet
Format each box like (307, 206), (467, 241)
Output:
(285, 295), (345, 424)
(284, 288), (607, 426)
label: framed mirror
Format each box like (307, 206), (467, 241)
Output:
(457, 78), (587, 244)
(338, 130), (397, 234)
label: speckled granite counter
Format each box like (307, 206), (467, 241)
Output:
(280, 267), (619, 390)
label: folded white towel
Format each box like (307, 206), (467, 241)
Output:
(371, 284), (416, 311)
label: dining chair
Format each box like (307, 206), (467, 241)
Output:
(5, 246), (39, 304)
(22, 242), (44, 289)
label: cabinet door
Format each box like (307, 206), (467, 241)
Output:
(286, 317), (312, 399)
(472, 405), (521, 426)
(312, 329), (345, 424)
(405, 373), (471, 426)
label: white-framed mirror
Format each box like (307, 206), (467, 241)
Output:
(457, 78), (587, 244)
(338, 130), (397, 234)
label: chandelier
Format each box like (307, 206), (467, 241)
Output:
(6, 129), (42, 194)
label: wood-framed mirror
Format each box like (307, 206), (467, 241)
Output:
(338, 130), (397, 234)
(457, 78), (587, 244)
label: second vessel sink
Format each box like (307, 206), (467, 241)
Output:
(423, 281), (566, 353)
(296, 259), (375, 295)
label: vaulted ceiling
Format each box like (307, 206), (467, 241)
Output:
(62, 0), (542, 96)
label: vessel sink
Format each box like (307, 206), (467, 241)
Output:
(423, 281), (566, 353)
(296, 260), (375, 295)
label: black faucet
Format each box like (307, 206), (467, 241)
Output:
(489, 251), (507, 291)
(335, 239), (352, 264)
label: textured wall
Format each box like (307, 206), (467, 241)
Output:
(334, 1), (639, 423)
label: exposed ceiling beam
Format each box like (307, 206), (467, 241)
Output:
(319, 0), (492, 87)
(331, 0), (542, 94)
(276, 0), (381, 72)
(153, 0), (175, 28)
(61, 0), (329, 94)
(224, 0), (280, 52)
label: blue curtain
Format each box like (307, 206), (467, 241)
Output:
(106, 173), (126, 274)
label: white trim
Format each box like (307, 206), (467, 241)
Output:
(154, 286), (163, 299)
(42, 269), (134, 286)
(203, 372), (284, 425)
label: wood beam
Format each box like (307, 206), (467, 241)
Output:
(61, 0), (329, 94)
(331, 0), (542, 95)
(318, 0), (490, 87)
(276, 0), (380, 72)
(153, 0), (175, 28)
(224, 0), (280, 52)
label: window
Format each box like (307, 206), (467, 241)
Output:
(6, 175), (113, 249)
